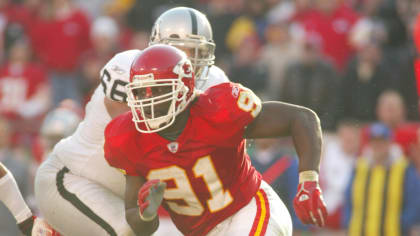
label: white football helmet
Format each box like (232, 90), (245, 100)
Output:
(149, 7), (215, 88)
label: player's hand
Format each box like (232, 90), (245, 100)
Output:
(137, 179), (166, 221)
(32, 216), (61, 236)
(293, 171), (327, 227)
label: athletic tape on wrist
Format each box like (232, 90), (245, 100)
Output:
(299, 170), (319, 183)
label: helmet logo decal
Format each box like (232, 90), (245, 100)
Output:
(173, 59), (193, 78)
(183, 63), (192, 75)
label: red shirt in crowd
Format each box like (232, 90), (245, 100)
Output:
(295, 4), (359, 71)
(0, 63), (47, 118)
(0, 3), (34, 29)
(360, 122), (420, 155)
(30, 9), (91, 72)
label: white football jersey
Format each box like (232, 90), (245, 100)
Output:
(52, 49), (229, 196)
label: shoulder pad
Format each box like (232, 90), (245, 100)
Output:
(100, 50), (141, 102)
(200, 65), (230, 90)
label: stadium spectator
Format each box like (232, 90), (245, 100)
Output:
(280, 36), (339, 130)
(291, 0), (315, 22)
(372, 0), (419, 120)
(80, 16), (120, 103)
(72, 0), (111, 19)
(125, 0), (193, 33)
(381, 47), (419, 120)
(29, 0), (91, 106)
(348, 4), (387, 51)
(294, 0), (359, 71)
(229, 35), (267, 94)
(404, 124), (420, 235)
(343, 123), (420, 236)
(374, 0), (408, 48)
(103, 0), (138, 51)
(265, 0), (296, 25)
(0, 39), (50, 145)
(410, 128), (420, 174)
(320, 119), (361, 230)
(337, 41), (388, 122)
(0, 0), (35, 61)
(358, 90), (420, 155)
(225, 0), (267, 53)
(206, 0), (239, 59)
(376, 90), (409, 130)
(260, 19), (302, 99)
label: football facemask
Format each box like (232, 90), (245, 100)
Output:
(126, 45), (195, 133)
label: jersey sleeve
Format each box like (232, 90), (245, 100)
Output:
(100, 50), (141, 102)
(104, 115), (139, 176)
(203, 82), (262, 135)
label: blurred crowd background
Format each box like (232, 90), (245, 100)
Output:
(1, 0), (420, 235)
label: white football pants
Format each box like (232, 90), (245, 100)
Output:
(207, 181), (293, 236)
(35, 154), (135, 236)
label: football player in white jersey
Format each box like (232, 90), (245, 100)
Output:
(34, 7), (229, 236)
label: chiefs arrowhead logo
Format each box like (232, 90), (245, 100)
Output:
(173, 59), (193, 78)
(182, 63), (192, 75)
(167, 142), (179, 153)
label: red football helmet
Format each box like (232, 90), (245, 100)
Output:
(126, 44), (195, 133)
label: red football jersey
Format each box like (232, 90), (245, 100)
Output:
(295, 4), (359, 71)
(105, 82), (263, 236)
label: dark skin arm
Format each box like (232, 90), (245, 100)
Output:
(244, 101), (322, 172)
(125, 175), (159, 236)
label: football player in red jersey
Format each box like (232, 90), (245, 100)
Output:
(104, 45), (327, 236)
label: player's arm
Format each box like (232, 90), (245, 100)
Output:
(244, 101), (327, 227)
(244, 101), (322, 172)
(125, 175), (166, 236)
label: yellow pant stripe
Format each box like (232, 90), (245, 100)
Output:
(254, 190), (267, 236)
